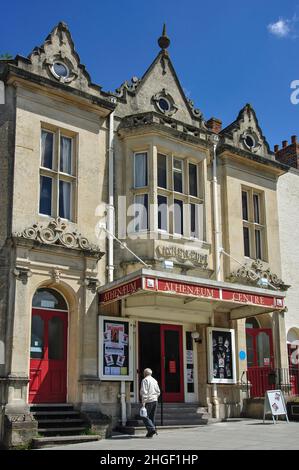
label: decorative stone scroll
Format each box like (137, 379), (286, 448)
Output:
(13, 217), (103, 255)
(229, 260), (289, 291)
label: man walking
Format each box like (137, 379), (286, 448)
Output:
(140, 368), (160, 438)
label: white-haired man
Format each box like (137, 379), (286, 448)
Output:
(140, 368), (160, 438)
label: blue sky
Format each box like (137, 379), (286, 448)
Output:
(1, 0), (299, 148)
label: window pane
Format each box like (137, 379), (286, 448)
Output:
(41, 130), (53, 169)
(257, 332), (270, 367)
(30, 315), (44, 359)
(32, 288), (67, 310)
(242, 191), (248, 221)
(134, 194), (148, 231)
(190, 203), (199, 238)
(173, 158), (183, 193)
(174, 199), (183, 235)
(59, 180), (71, 220)
(158, 154), (167, 188)
(173, 158), (182, 171)
(174, 172), (183, 193)
(134, 153), (148, 188)
(40, 176), (52, 216)
(243, 226), (250, 257)
(189, 163), (198, 197)
(255, 229), (262, 259)
(158, 195), (168, 231)
(49, 316), (64, 360)
(60, 136), (72, 174)
(253, 194), (260, 224)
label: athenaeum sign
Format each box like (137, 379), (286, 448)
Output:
(156, 245), (208, 268)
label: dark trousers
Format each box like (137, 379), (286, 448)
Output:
(142, 401), (157, 432)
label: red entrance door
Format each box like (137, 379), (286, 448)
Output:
(160, 324), (184, 402)
(246, 328), (274, 397)
(29, 308), (68, 403)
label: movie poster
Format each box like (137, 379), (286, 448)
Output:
(208, 328), (236, 384)
(99, 317), (132, 381)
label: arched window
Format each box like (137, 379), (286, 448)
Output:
(32, 288), (67, 310)
(245, 316), (260, 329)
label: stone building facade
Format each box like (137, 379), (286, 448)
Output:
(276, 139), (299, 365)
(0, 22), (291, 447)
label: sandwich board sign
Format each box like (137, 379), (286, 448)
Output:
(263, 389), (289, 424)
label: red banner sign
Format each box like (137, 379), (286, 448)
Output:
(155, 279), (220, 300)
(99, 278), (142, 304)
(222, 289), (283, 308)
(99, 275), (284, 309)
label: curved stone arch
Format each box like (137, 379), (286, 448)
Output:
(256, 313), (272, 329)
(287, 327), (299, 344)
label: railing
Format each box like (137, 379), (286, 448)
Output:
(242, 367), (299, 398)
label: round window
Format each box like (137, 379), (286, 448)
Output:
(52, 62), (69, 79)
(158, 97), (170, 112)
(245, 135), (255, 149)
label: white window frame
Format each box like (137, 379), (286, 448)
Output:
(134, 152), (148, 189)
(173, 157), (184, 194)
(241, 188), (266, 261)
(157, 153), (168, 190)
(157, 194), (169, 232)
(133, 193), (149, 232)
(39, 127), (76, 222)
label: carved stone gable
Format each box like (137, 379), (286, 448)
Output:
(13, 217), (104, 257)
(229, 260), (289, 291)
(21, 22), (102, 97)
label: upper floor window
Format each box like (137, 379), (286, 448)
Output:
(158, 153), (167, 189)
(134, 152), (148, 188)
(242, 188), (266, 260)
(173, 158), (183, 193)
(40, 129), (76, 221)
(134, 194), (148, 232)
(189, 163), (198, 197)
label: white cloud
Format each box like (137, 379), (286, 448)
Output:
(268, 19), (290, 37)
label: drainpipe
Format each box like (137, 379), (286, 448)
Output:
(210, 136), (221, 419)
(107, 111), (115, 283)
(107, 110), (127, 427)
(211, 134), (221, 281)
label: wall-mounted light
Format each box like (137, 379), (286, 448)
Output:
(191, 331), (202, 344)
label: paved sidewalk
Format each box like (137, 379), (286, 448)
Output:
(44, 419), (298, 450)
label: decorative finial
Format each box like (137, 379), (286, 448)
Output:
(158, 23), (170, 51)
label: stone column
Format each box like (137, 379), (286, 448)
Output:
(3, 267), (37, 448)
(272, 309), (289, 370)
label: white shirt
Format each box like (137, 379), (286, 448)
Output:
(140, 375), (160, 403)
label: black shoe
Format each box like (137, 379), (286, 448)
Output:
(147, 430), (157, 438)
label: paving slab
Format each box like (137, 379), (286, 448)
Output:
(39, 419), (299, 450)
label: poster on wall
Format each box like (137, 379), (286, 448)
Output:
(207, 327), (236, 384)
(98, 316), (133, 381)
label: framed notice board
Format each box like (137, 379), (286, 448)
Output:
(98, 316), (133, 381)
(207, 327), (236, 384)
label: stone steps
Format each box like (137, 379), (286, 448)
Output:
(118, 403), (210, 435)
(31, 434), (101, 449)
(30, 403), (91, 440)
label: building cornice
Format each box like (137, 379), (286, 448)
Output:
(1, 63), (116, 116)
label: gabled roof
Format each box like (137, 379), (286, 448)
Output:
(114, 25), (203, 124)
(220, 103), (272, 154)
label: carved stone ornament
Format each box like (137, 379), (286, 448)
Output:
(13, 267), (32, 284)
(84, 277), (101, 293)
(115, 76), (141, 98)
(13, 217), (103, 255)
(229, 260), (290, 291)
(152, 89), (178, 117)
